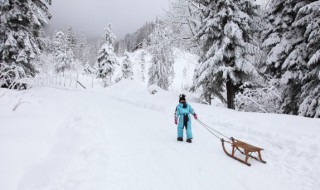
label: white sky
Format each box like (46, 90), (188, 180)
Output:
(48, 0), (170, 39)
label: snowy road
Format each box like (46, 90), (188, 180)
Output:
(1, 82), (319, 190)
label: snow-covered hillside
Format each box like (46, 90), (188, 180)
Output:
(1, 80), (319, 190)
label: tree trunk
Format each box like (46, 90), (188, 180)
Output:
(207, 93), (212, 105)
(226, 80), (236, 109)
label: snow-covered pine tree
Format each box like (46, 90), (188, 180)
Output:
(0, 0), (51, 87)
(192, 0), (262, 109)
(77, 31), (87, 62)
(84, 39), (99, 67)
(83, 63), (95, 75)
(121, 52), (133, 79)
(140, 51), (146, 82)
(148, 54), (160, 87)
(52, 31), (74, 75)
(293, 1), (320, 118)
(96, 24), (118, 87)
(148, 48), (175, 90)
(66, 27), (77, 54)
(148, 22), (175, 90)
(261, 0), (304, 77)
(260, 0), (309, 115)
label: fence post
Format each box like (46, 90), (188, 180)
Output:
(69, 73), (71, 87)
(64, 74), (66, 87)
(91, 75), (94, 88)
(76, 74), (79, 88)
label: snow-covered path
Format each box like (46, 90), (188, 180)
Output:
(1, 82), (319, 190)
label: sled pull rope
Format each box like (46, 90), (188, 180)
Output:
(196, 119), (232, 144)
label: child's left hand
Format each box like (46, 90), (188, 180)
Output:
(194, 113), (198, 120)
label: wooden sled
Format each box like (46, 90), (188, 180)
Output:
(221, 137), (266, 166)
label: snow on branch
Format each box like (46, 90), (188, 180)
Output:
(0, 63), (27, 89)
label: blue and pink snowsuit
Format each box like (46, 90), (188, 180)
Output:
(175, 103), (195, 140)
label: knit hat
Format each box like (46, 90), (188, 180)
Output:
(179, 94), (186, 102)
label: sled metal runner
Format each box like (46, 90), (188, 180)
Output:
(221, 137), (266, 166)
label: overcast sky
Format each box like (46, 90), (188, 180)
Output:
(47, 0), (268, 40)
(48, 0), (170, 39)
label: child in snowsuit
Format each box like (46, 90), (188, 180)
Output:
(174, 94), (197, 143)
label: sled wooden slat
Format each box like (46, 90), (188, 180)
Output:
(221, 138), (267, 166)
(232, 139), (262, 152)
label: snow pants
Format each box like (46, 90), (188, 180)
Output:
(177, 114), (193, 139)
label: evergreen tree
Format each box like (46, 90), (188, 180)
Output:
(260, 0), (320, 116)
(0, 0), (51, 86)
(96, 24), (118, 87)
(87, 39), (100, 67)
(122, 52), (133, 79)
(66, 27), (77, 53)
(260, 0), (308, 115)
(293, 1), (320, 118)
(148, 48), (175, 90)
(140, 51), (146, 82)
(192, 0), (262, 109)
(77, 31), (87, 62)
(148, 54), (161, 87)
(148, 22), (175, 90)
(52, 31), (74, 75)
(83, 63), (95, 75)
(261, 0), (305, 77)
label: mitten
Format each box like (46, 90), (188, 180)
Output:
(194, 113), (198, 120)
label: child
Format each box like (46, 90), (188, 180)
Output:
(174, 94), (197, 143)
